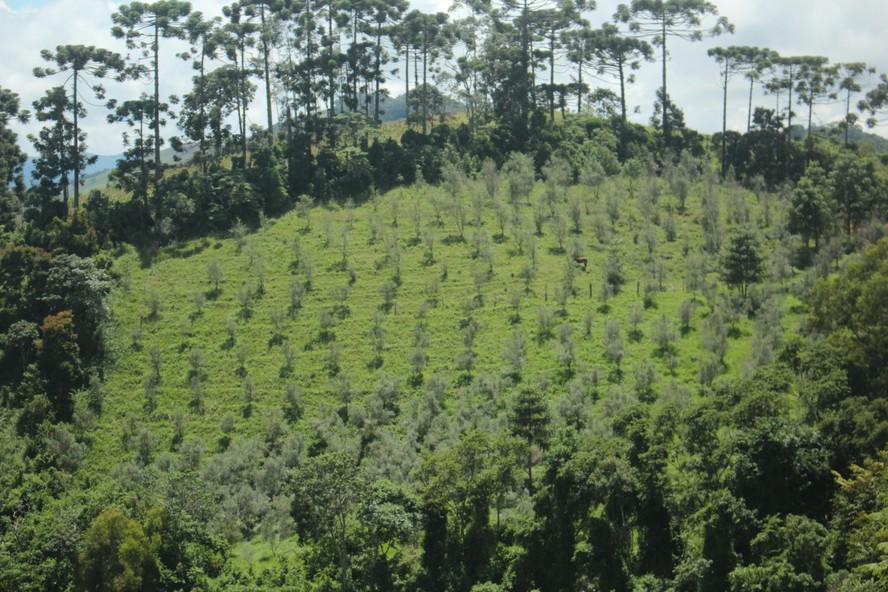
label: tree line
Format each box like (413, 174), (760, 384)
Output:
(2, 0), (888, 237)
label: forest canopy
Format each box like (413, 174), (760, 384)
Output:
(2, 1), (888, 591)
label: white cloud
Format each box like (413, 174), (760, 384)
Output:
(2, 0), (887, 157)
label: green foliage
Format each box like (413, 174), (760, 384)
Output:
(789, 163), (833, 250)
(810, 237), (888, 397)
(79, 508), (158, 592)
(720, 226), (765, 298)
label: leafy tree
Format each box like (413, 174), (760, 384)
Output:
(28, 87), (79, 216)
(788, 163), (833, 250)
(504, 152), (535, 207)
(729, 514), (830, 592)
(859, 72), (888, 128)
(79, 508), (158, 592)
(832, 152), (881, 238)
(708, 46), (773, 176)
(112, 0), (193, 185)
(400, 10), (455, 135)
(295, 450), (365, 591)
(831, 449), (888, 586)
(107, 95), (167, 204)
(720, 226), (764, 298)
(793, 56), (834, 142)
(34, 45), (127, 209)
(732, 417), (833, 519)
(616, 0), (733, 152)
(588, 23), (654, 123)
(418, 428), (500, 588)
(809, 237), (888, 397)
(37, 310), (82, 421)
(355, 480), (420, 591)
(0, 86), (29, 233)
(509, 386), (550, 492)
(178, 11), (223, 170)
(835, 62), (874, 146)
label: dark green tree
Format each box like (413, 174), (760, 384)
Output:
(708, 46), (774, 176)
(33, 45), (128, 209)
(0, 86), (30, 233)
(616, 0), (733, 152)
(729, 514), (830, 592)
(835, 62), (874, 146)
(78, 508), (158, 592)
(28, 87), (79, 215)
(178, 11), (223, 170)
(859, 72), (888, 128)
(588, 23), (654, 123)
(508, 386), (550, 493)
(295, 450), (365, 591)
(221, 1), (260, 166)
(107, 95), (167, 204)
(400, 10), (454, 135)
(793, 56), (834, 143)
(355, 480), (421, 591)
(112, 0), (193, 185)
(832, 152), (881, 238)
(720, 226), (764, 298)
(788, 163), (832, 250)
(810, 237), (888, 397)
(418, 428), (500, 588)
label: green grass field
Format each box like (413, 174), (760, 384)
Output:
(85, 171), (798, 478)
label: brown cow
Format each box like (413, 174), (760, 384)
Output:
(574, 256), (588, 270)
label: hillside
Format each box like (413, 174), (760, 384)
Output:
(77, 168), (797, 571)
(100, 178), (763, 443)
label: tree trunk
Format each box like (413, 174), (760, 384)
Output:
(154, 23), (162, 186)
(339, 513), (348, 591)
(374, 23), (382, 122)
(577, 53), (583, 113)
(404, 46), (409, 125)
(240, 45), (249, 166)
(549, 31), (555, 121)
(618, 58), (627, 122)
(747, 76), (754, 132)
(198, 48), (208, 173)
(660, 16), (669, 151)
(422, 40), (428, 135)
(721, 60), (729, 178)
(72, 72), (80, 210)
(328, 6), (335, 121)
(261, 5), (274, 143)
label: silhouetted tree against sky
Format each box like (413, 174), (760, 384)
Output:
(616, 0), (733, 153)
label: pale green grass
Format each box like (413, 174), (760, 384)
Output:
(85, 173), (797, 466)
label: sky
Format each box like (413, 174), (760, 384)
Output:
(1, 0), (887, 156)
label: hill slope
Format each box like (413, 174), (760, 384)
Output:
(92, 173), (788, 478)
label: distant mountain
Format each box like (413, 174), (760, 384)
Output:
(22, 153), (121, 187)
(21, 145), (193, 192)
(789, 123), (888, 153)
(334, 92), (464, 122)
(376, 92), (464, 122)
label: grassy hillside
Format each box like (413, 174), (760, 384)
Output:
(89, 170), (795, 480)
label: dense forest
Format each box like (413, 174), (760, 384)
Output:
(3, 0), (888, 591)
